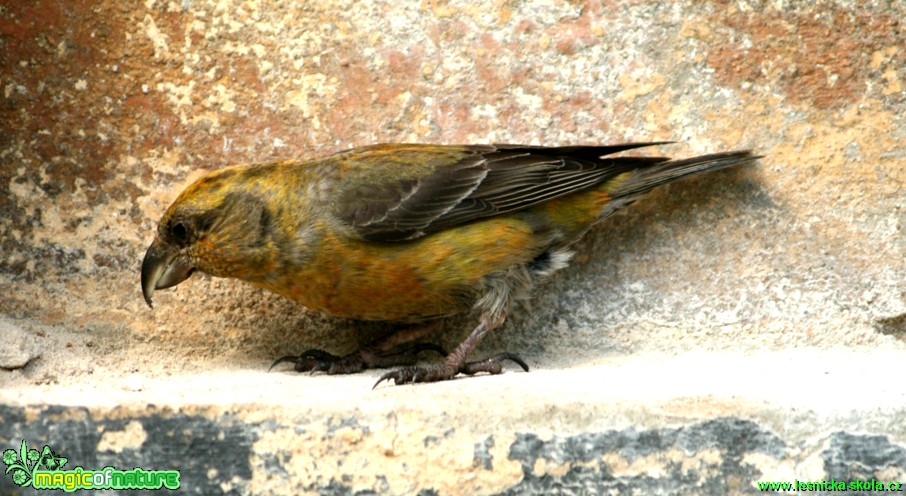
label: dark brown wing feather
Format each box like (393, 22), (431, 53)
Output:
(337, 154), (489, 233)
(336, 142), (754, 242)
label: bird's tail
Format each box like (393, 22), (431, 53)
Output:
(610, 150), (759, 198)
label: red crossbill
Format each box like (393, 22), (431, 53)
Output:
(141, 142), (757, 386)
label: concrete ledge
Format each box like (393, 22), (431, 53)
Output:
(4, 351), (906, 495)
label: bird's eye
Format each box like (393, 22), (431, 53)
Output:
(170, 221), (189, 243)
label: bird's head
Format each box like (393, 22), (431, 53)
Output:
(141, 165), (280, 308)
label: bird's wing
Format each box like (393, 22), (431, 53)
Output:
(333, 142), (671, 242)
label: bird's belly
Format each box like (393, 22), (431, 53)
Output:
(260, 219), (544, 322)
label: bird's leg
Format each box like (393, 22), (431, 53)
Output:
(269, 322), (445, 375)
(374, 315), (529, 387)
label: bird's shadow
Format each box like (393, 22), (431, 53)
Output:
(478, 164), (772, 364)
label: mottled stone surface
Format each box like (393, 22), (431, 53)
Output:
(0, 318), (40, 369)
(1, 0), (903, 494)
(3, 354), (906, 494)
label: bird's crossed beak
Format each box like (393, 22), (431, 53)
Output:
(141, 238), (196, 308)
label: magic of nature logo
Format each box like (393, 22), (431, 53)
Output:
(3, 439), (180, 491)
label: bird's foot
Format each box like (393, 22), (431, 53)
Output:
(373, 352), (528, 387)
(269, 343), (446, 375)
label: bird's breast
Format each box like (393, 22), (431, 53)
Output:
(255, 217), (546, 322)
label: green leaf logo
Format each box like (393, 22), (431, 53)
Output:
(2, 439), (33, 487)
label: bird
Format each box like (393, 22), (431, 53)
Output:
(140, 142), (758, 386)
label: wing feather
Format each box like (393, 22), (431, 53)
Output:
(333, 142), (754, 242)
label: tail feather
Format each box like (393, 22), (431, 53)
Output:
(612, 150), (759, 198)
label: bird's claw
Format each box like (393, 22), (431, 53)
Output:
(270, 343), (447, 375)
(268, 349), (343, 373)
(268, 354), (306, 372)
(373, 352), (529, 388)
(462, 352), (530, 375)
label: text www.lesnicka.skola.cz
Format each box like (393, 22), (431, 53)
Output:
(757, 479), (903, 491)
